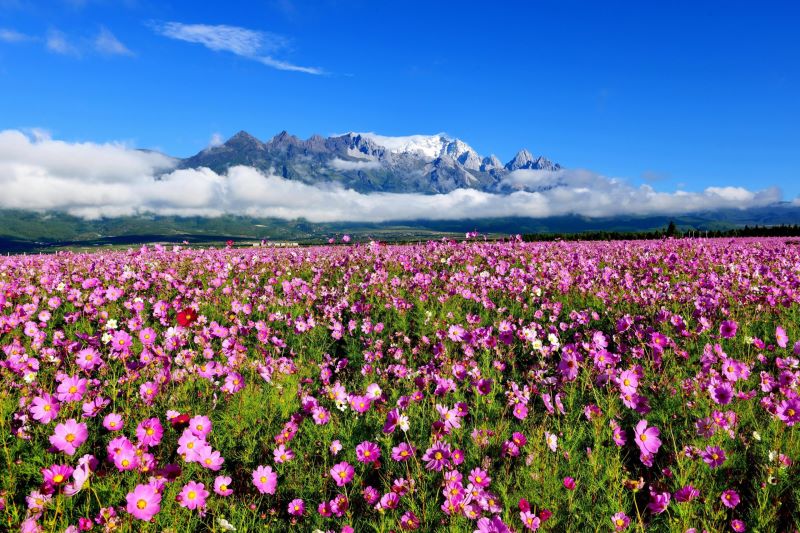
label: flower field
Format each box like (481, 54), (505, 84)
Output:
(0, 237), (798, 532)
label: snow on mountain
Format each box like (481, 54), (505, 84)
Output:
(355, 132), (482, 163)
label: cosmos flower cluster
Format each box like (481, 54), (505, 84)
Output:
(0, 236), (798, 531)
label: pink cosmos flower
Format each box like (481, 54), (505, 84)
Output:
(776, 326), (789, 348)
(42, 464), (74, 491)
(422, 442), (451, 471)
(139, 328), (156, 346)
(252, 465), (277, 494)
(634, 420), (661, 456)
(49, 419), (88, 456)
(330, 461), (355, 486)
(731, 519), (746, 532)
(520, 511), (541, 530)
(103, 413), (124, 431)
(719, 320), (738, 339)
(469, 467), (491, 488)
(647, 489), (670, 514)
(111, 330), (132, 352)
(273, 444), (295, 464)
(563, 477), (576, 490)
(721, 489), (740, 508)
(76, 348), (102, 371)
(618, 370), (639, 394)
(349, 395), (372, 414)
(391, 442), (415, 462)
(188, 415), (212, 438)
(126, 483), (161, 521)
(177, 481), (208, 510)
(30, 394), (60, 424)
(288, 498), (305, 516)
(135, 418), (164, 448)
(674, 485), (699, 502)
(56, 375), (87, 403)
(400, 510), (420, 530)
(356, 441), (381, 464)
(777, 398), (800, 426)
(214, 475), (233, 496)
(197, 446), (225, 471)
(701, 446), (727, 468)
(611, 512), (630, 531)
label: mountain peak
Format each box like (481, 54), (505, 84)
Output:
(224, 130), (264, 150)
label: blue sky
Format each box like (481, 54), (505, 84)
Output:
(1, 0), (798, 198)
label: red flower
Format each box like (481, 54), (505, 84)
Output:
(518, 498), (530, 512)
(176, 308), (197, 327)
(169, 413), (190, 429)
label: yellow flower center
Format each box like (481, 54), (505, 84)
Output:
(43, 404), (51, 411)
(640, 434), (647, 442)
(53, 474), (64, 483)
(187, 491), (196, 500)
(69, 386), (77, 394)
(623, 379), (630, 386)
(65, 433), (76, 443)
(260, 476), (267, 483)
(137, 499), (147, 510)
(434, 452), (443, 460)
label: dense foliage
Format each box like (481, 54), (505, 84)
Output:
(0, 237), (798, 532)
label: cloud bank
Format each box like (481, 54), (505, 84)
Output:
(0, 129), (783, 222)
(150, 21), (323, 75)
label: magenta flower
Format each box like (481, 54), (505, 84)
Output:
(391, 442), (415, 462)
(126, 483), (161, 521)
(563, 477), (576, 490)
(252, 465), (278, 494)
(356, 441), (381, 464)
(776, 326), (789, 348)
(135, 418), (163, 448)
(103, 413), (124, 431)
(731, 519), (746, 532)
(777, 398), (800, 426)
(611, 512), (630, 531)
(76, 348), (102, 371)
(633, 420), (661, 456)
(288, 498), (305, 516)
(520, 510), (541, 530)
(177, 481), (208, 510)
(647, 489), (670, 514)
(674, 485), (700, 502)
(400, 510), (420, 530)
(469, 467), (491, 488)
(422, 442), (451, 471)
(188, 415), (212, 438)
(273, 444), (295, 464)
(330, 461), (355, 486)
(349, 395), (372, 413)
(56, 375), (87, 403)
(709, 381), (734, 405)
(197, 446), (225, 471)
(719, 320), (738, 339)
(618, 370), (639, 394)
(139, 328), (156, 346)
(30, 394), (60, 424)
(214, 475), (233, 496)
(111, 330), (132, 351)
(49, 418), (88, 456)
(42, 464), (74, 491)
(720, 489), (740, 508)
(701, 445), (727, 468)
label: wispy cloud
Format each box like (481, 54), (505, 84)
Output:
(94, 27), (134, 56)
(0, 28), (31, 43)
(0, 129), (784, 222)
(150, 21), (323, 75)
(46, 29), (80, 56)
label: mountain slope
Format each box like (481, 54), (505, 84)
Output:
(179, 131), (561, 194)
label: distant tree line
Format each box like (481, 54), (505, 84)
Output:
(521, 223), (800, 242)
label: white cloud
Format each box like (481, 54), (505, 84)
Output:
(0, 129), (783, 222)
(46, 29), (80, 56)
(94, 27), (134, 56)
(208, 132), (224, 148)
(0, 28), (30, 43)
(150, 21), (322, 75)
(329, 157), (381, 171)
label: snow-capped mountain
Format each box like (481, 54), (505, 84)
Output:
(179, 130), (562, 194)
